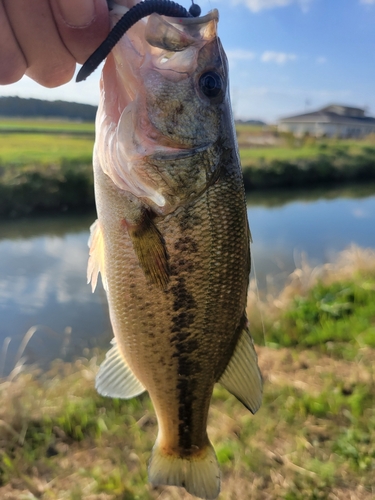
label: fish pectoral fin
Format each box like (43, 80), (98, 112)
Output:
(87, 219), (108, 293)
(124, 211), (169, 290)
(218, 323), (263, 414)
(149, 439), (220, 500)
(96, 339), (146, 399)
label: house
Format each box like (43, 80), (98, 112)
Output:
(278, 104), (375, 138)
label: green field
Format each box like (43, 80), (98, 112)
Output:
(0, 117), (95, 134)
(240, 145), (321, 161)
(0, 118), (374, 166)
(0, 133), (94, 164)
(1, 246), (375, 499)
(0, 118), (94, 165)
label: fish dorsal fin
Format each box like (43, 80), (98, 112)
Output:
(96, 340), (146, 399)
(219, 324), (263, 414)
(87, 220), (108, 293)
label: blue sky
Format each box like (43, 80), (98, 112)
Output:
(0, 0), (374, 123)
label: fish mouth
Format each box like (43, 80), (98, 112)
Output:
(144, 10), (219, 62)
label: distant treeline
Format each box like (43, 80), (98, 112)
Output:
(0, 96), (97, 121)
(235, 119), (266, 126)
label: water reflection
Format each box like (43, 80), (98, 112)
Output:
(0, 184), (375, 375)
(0, 212), (112, 376)
(247, 181), (375, 208)
(248, 183), (375, 290)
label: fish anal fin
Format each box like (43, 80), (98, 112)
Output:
(87, 219), (108, 293)
(96, 339), (146, 399)
(123, 212), (169, 290)
(149, 440), (220, 500)
(218, 323), (263, 414)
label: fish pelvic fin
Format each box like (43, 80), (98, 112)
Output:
(96, 339), (146, 399)
(149, 440), (220, 500)
(124, 211), (170, 290)
(219, 321), (263, 414)
(87, 219), (108, 293)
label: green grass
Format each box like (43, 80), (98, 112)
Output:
(240, 142), (375, 163)
(236, 123), (269, 134)
(0, 133), (94, 165)
(266, 277), (375, 359)
(0, 117), (95, 134)
(240, 145), (321, 161)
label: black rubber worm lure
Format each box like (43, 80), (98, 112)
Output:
(76, 0), (201, 82)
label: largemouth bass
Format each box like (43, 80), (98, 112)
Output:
(88, 2), (262, 498)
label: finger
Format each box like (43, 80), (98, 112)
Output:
(4, 0), (76, 87)
(49, 0), (110, 64)
(0, 2), (27, 84)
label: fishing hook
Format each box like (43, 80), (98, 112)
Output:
(76, 0), (201, 82)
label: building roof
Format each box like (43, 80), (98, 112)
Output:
(279, 105), (375, 126)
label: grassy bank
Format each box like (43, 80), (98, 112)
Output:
(0, 119), (95, 216)
(1, 120), (375, 216)
(1, 245), (375, 499)
(0, 161), (95, 217)
(241, 138), (375, 190)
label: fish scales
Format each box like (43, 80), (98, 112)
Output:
(88, 3), (262, 499)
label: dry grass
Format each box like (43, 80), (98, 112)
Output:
(1, 347), (374, 499)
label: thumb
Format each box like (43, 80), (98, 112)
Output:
(50, 0), (110, 64)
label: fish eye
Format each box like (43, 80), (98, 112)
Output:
(199, 71), (223, 98)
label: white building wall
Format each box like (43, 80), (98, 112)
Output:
(278, 121), (375, 138)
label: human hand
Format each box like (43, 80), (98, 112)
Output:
(0, 0), (110, 87)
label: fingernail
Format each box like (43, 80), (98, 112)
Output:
(57, 0), (96, 27)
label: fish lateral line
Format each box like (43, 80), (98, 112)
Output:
(76, 0), (202, 82)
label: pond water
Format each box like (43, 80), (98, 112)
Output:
(248, 183), (375, 289)
(1, 183), (375, 375)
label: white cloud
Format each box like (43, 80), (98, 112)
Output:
(360, 0), (375, 4)
(226, 49), (257, 61)
(0, 233), (100, 314)
(229, 86), (353, 122)
(352, 208), (369, 218)
(316, 56), (327, 64)
(261, 51), (297, 64)
(232, 0), (313, 13)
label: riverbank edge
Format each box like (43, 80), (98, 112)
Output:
(242, 148), (375, 190)
(1, 149), (375, 217)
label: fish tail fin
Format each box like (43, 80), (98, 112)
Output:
(148, 440), (220, 500)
